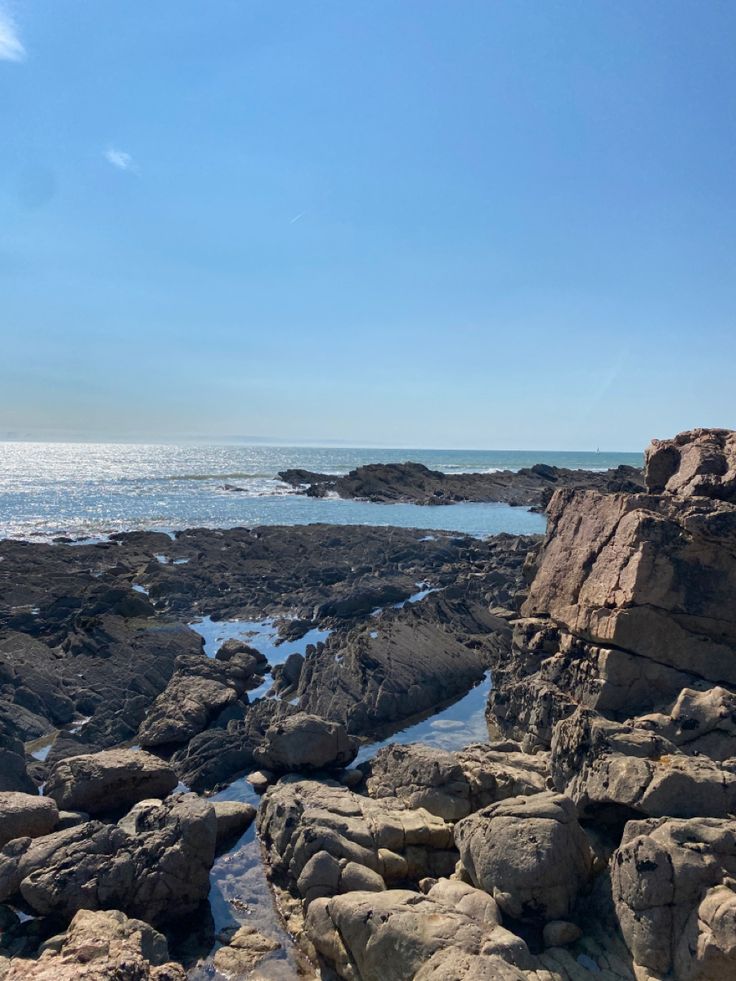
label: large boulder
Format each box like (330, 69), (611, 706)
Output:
(306, 879), (534, 981)
(45, 749), (177, 815)
(364, 741), (548, 821)
(611, 815), (736, 979)
(0, 794), (216, 925)
(454, 792), (593, 922)
(551, 708), (736, 821)
(258, 779), (456, 908)
(4, 908), (185, 979)
(0, 793), (58, 849)
(253, 712), (356, 772)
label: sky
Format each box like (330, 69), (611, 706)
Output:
(1, 1), (735, 451)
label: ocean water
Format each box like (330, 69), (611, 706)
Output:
(0, 441), (641, 541)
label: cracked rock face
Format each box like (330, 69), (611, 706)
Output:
(645, 428), (736, 502)
(454, 792), (593, 922)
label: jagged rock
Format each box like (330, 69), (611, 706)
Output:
(633, 686), (736, 761)
(454, 793), (593, 922)
(611, 815), (736, 979)
(364, 741), (548, 821)
(253, 712), (356, 772)
(298, 583), (521, 737)
(137, 653), (256, 747)
(45, 749), (177, 815)
(522, 486), (736, 688)
(4, 908), (185, 979)
(645, 428), (736, 501)
(212, 800), (256, 848)
(212, 925), (280, 976)
(0, 794), (216, 925)
(551, 708), (736, 821)
(0, 794), (58, 849)
(258, 779), (456, 906)
(305, 878), (534, 980)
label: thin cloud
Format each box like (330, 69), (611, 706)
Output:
(290, 211), (306, 224)
(104, 147), (139, 174)
(0, 8), (25, 62)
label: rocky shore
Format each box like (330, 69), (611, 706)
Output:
(278, 460), (645, 510)
(1, 428), (735, 980)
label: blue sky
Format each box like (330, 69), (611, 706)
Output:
(1, 1), (734, 450)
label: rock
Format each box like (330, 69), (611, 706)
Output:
(645, 428), (736, 501)
(298, 582), (526, 737)
(3, 908), (185, 979)
(522, 485), (736, 688)
(611, 815), (736, 979)
(0, 794), (216, 925)
(247, 769), (274, 793)
(0, 794), (58, 849)
(45, 749), (177, 815)
(212, 925), (280, 976)
(253, 712), (357, 772)
(305, 878), (534, 981)
(55, 810), (88, 830)
(339, 768), (363, 789)
(212, 800), (256, 849)
(550, 707), (736, 821)
(364, 741), (548, 821)
(258, 779), (456, 906)
(137, 653), (257, 747)
(279, 460), (644, 509)
(454, 792), (593, 922)
(633, 686), (736, 761)
(542, 920), (582, 947)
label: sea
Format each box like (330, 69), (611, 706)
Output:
(0, 442), (642, 542)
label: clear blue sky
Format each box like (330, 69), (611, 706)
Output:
(1, 1), (734, 450)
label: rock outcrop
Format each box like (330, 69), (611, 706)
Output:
(279, 460), (645, 509)
(306, 879), (534, 980)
